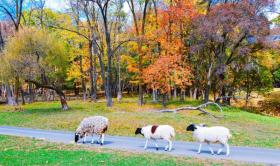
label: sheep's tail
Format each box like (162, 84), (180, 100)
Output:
(170, 128), (176, 138)
(228, 131), (232, 139)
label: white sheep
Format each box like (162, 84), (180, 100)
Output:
(186, 124), (232, 156)
(75, 116), (109, 145)
(135, 125), (175, 151)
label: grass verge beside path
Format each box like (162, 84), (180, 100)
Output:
(0, 135), (252, 166)
(0, 98), (279, 148)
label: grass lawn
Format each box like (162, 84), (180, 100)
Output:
(0, 135), (251, 166)
(0, 97), (279, 148)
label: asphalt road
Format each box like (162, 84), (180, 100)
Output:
(0, 126), (279, 165)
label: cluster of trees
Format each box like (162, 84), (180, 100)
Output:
(0, 0), (279, 110)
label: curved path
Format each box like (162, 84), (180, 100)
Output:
(0, 126), (280, 165)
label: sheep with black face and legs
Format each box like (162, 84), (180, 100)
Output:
(186, 124), (232, 156)
(135, 125), (175, 151)
(75, 116), (108, 145)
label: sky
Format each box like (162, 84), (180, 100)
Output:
(45, 0), (68, 12)
(45, 0), (279, 20)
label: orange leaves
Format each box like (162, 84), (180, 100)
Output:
(143, 54), (192, 94)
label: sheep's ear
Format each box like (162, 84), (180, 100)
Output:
(200, 123), (207, 127)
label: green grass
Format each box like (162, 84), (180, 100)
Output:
(0, 135), (250, 166)
(0, 97), (280, 148)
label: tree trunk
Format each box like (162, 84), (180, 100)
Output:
(138, 43), (144, 106)
(20, 87), (25, 105)
(79, 55), (87, 102)
(204, 62), (213, 103)
(6, 83), (16, 105)
(89, 41), (97, 101)
(180, 89), (185, 101)
(117, 51), (122, 103)
(28, 82), (34, 103)
(193, 87), (198, 99)
(152, 89), (157, 102)
(173, 86), (177, 100)
(105, 54), (113, 107)
(56, 89), (69, 110)
(162, 93), (167, 107)
(15, 76), (20, 104)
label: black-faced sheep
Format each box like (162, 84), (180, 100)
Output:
(75, 116), (108, 145)
(186, 124), (231, 156)
(135, 125), (175, 151)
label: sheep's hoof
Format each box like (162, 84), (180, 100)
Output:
(100, 143), (103, 146)
(197, 151), (201, 154)
(82, 141), (85, 144)
(156, 148), (159, 151)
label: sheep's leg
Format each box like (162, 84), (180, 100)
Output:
(91, 135), (94, 144)
(197, 143), (202, 154)
(164, 140), (172, 151)
(207, 142), (214, 155)
(154, 140), (159, 151)
(217, 143), (224, 155)
(144, 139), (149, 150)
(100, 134), (104, 146)
(225, 143), (230, 156)
(83, 134), (87, 144)
(168, 140), (172, 151)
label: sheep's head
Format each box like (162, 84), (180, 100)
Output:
(135, 128), (143, 136)
(74, 131), (85, 143)
(74, 133), (80, 143)
(186, 124), (197, 131)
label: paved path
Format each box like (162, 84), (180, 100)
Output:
(0, 126), (280, 165)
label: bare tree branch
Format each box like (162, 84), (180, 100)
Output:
(157, 102), (224, 118)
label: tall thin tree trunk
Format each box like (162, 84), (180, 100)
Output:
(20, 87), (25, 105)
(28, 82), (34, 103)
(180, 89), (185, 101)
(152, 89), (157, 102)
(6, 83), (16, 105)
(173, 86), (177, 100)
(138, 44), (144, 106)
(79, 55), (87, 102)
(162, 93), (167, 107)
(117, 54), (122, 103)
(193, 87), (198, 99)
(15, 76), (20, 104)
(204, 62), (213, 103)
(89, 42), (97, 101)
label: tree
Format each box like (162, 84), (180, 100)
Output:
(188, 0), (273, 104)
(143, 54), (192, 106)
(2, 27), (70, 110)
(126, 0), (150, 106)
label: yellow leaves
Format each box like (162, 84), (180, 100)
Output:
(122, 55), (138, 74)
(254, 50), (275, 70)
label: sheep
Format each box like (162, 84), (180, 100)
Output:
(75, 116), (108, 145)
(186, 124), (232, 156)
(135, 125), (175, 151)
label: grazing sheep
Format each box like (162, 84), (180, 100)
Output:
(186, 124), (232, 156)
(135, 125), (175, 151)
(75, 116), (108, 145)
